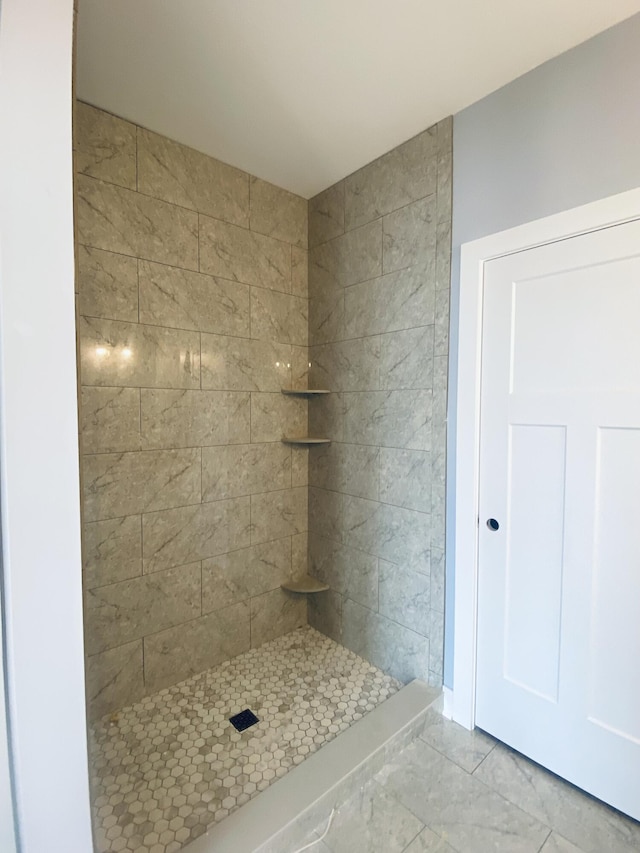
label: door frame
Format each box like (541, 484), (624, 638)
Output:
(452, 186), (640, 730)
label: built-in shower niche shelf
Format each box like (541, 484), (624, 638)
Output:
(281, 388), (331, 396)
(281, 575), (330, 594)
(281, 437), (331, 446)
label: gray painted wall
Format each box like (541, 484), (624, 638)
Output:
(446, 12), (640, 686)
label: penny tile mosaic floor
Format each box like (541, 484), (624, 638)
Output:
(89, 626), (400, 852)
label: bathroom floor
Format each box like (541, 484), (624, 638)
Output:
(89, 626), (400, 853)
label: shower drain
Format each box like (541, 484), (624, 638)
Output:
(229, 708), (260, 732)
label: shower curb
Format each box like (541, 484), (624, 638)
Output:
(184, 679), (440, 853)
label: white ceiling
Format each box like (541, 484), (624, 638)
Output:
(76, 1), (640, 199)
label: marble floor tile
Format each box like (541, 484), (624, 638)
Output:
(403, 826), (457, 852)
(418, 707), (495, 773)
(540, 833), (586, 853)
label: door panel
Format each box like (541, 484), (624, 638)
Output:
(476, 219), (640, 820)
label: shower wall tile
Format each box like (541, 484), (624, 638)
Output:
(251, 287), (308, 346)
(250, 392), (307, 443)
(310, 337), (380, 392)
(291, 246), (309, 298)
(137, 128), (249, 226)
(74, 102), (136, 190)
(342, 495), (431, 569)
(308, 487), (343, 543)
(309, 286), (345, 346)
(434, 287), (450, 357)
(138, 260), (250, 337)
(202, 538), (293, 612)
(140, 389), (250, 449)
(309, 442), (379, 501)
(251, 487), (308, 544)
(291, 345), (310, 390)
(86, 640), (144, 720)
(200, 334), (292, 391)
(76, 245), (138, 322)
(83, 515), (142, 590)
(309, 392), (347, 443)
(80, 386), (141, 454)
(82, 448), (201, 522)
(308, 590), (343, 643)
(379, 326), (434, 391)
(344, 127), (437, 231)
(291, 532), (308, 576)
(76, 174), (198, 270)
(199, 216), (291, 292)
(379, 561), (431, 635)
(309, 534), (378, 611)
(84, 562), (202, 655)
(142, 497), (251, 574)
(343, 389), (432, 451)
(436, 118), (453, 225)
(309, 220), (382, 291)
(430, 547), (445, 614)
(308, 181), (345, 248)
(250, 588), (306, 647)
(201, 443), (291, 502)
(143, 602), (251, 692)
(291, 446), (309, 487)
(436, 218), (452, 292)
(249, 177), (308, 248)
(382, 195), (437, 274)
(79, 316), (200, 389)
(379, 448), (432, 513)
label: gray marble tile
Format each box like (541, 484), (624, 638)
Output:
(250, 588), (306, 647)
(199, 215), (291, 293)
(76, 245), (138, 322)
(79, 316), (200, 389)
(200, 333), (291, 391)
(311, 338), (380, 393)
(140, 388), (250, 449)
(344, 264), (436, 339)
(343, 495), (431, 571)
(292, 345), (310, 391)
(292, 532), (308, 576)
(309, 534), (378, 610)
(377, 740), (550, 853)
(143, 602), (251, 692)
(309, 220), (382, 291)
(76, 174), (198, 270)
(308, 487), (343, 543)
(379, 326), (434, 391)
(342, 599), (430, 684)
(137, 127), (249, 226)
(309, 392), (347, 444)
(436, 219), (452, 292)
(430, 547), (445, 614)
(84, 562), (201, 654)
(403, 826), (457, 852)
(320, 778), (423, 853)
(74, 102), (136, 189)
(251, 392), (307, 443)
(291, 246), (309, 298)
(308, 589), (343, 644)
(291, 445), (309, 487)
(540, 834), (586, 853)
(436, 118), (453, 226)
(202, 538), (292, 612)
(380, 447), (431, 512)
(434, 289), (449, 359)
(432, 356), (448, 426)
(80, 386), (141, 454)
(379, 562), (430, 635)
(138, 259), (250, 336)
(309, 287), (345, 346)
(82, 448), (201, 522)
(251, 287), (308, 346)
(86, 640), (144, 720)
(251, 487), (308, 544)
(309, 442), (379, 500)
(309, 182), (345, 248)
(343, 390), (432, 451)
(430, 506), (446, 553)
(249, 177), (307, 248)
(344, 127), (437, 231)
(142, 497), (251, 573)
(201, 443), (291, 501)
(473, 744), (640, 853)
(383, 195), (437, 275)
(83, 515), (142, 590)
(419, 708), (495, 774)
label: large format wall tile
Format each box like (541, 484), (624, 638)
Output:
(200, 334), (291, 391)
(138, 260), (250, 336)
(309, 534), (378, 611)
(250, 588), (306, 647)
(199, 216), (291, 292)
(201, 443), (291, 501)
(250, 393), (307, 442)
(83, 448), (201, 522)
(251, 288), (308, 346)
(76, 245), (138, 322)
(82, 515), (142, 590)
(142, 497), (251, 573)
(249, 177), (307, 248)
(309, 220), (382, 291)
(309, 442), (379, 500)
(85, 641), (144, 720)
(309, 182), (345, 248)
(79, 316), (200, 389)
(379, 447), (432, 512)
(76, 175), (198, 270)
(251, 487), (308, 544)
(308, 487), (343, 543)
(137, 128), (249, 226)
(81, 386), (141, 454)
(343, 390), (432, 451)
(379, 326), (434, 391)
(140, 389), (250, 449)
(310, 338), (380, 392)
(379, 561), (431, 635)
(383, 195), (437, 274)
(343, 495), (431, 570)
(84, 562), (201, 654)
(291, 246), (309, 298)
(74, 102), (136, 190)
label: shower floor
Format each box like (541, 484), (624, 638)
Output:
(89, 625), (401, 853)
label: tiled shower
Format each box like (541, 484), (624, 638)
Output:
(75, 100), (451, 850)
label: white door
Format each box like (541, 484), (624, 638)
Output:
(476, 218), (640, 821)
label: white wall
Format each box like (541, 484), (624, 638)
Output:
(0, 0), (94, 849)
(446, 12), (640, 686)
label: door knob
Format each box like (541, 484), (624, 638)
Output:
(486, 518), (500, 531)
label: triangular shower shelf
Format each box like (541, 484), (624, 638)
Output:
(281, 437), (331, 445)
(281, 575), (330, 594)
(281, 389), (331, 396)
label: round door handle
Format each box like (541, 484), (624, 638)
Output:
(486, 518), (500, 531)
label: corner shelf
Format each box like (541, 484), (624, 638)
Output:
(281, 575), (330, 594)
(281, 437), (331, 446)
(281, 389), (331, 397)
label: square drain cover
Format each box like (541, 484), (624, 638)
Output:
(229, 709), (260, 732)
